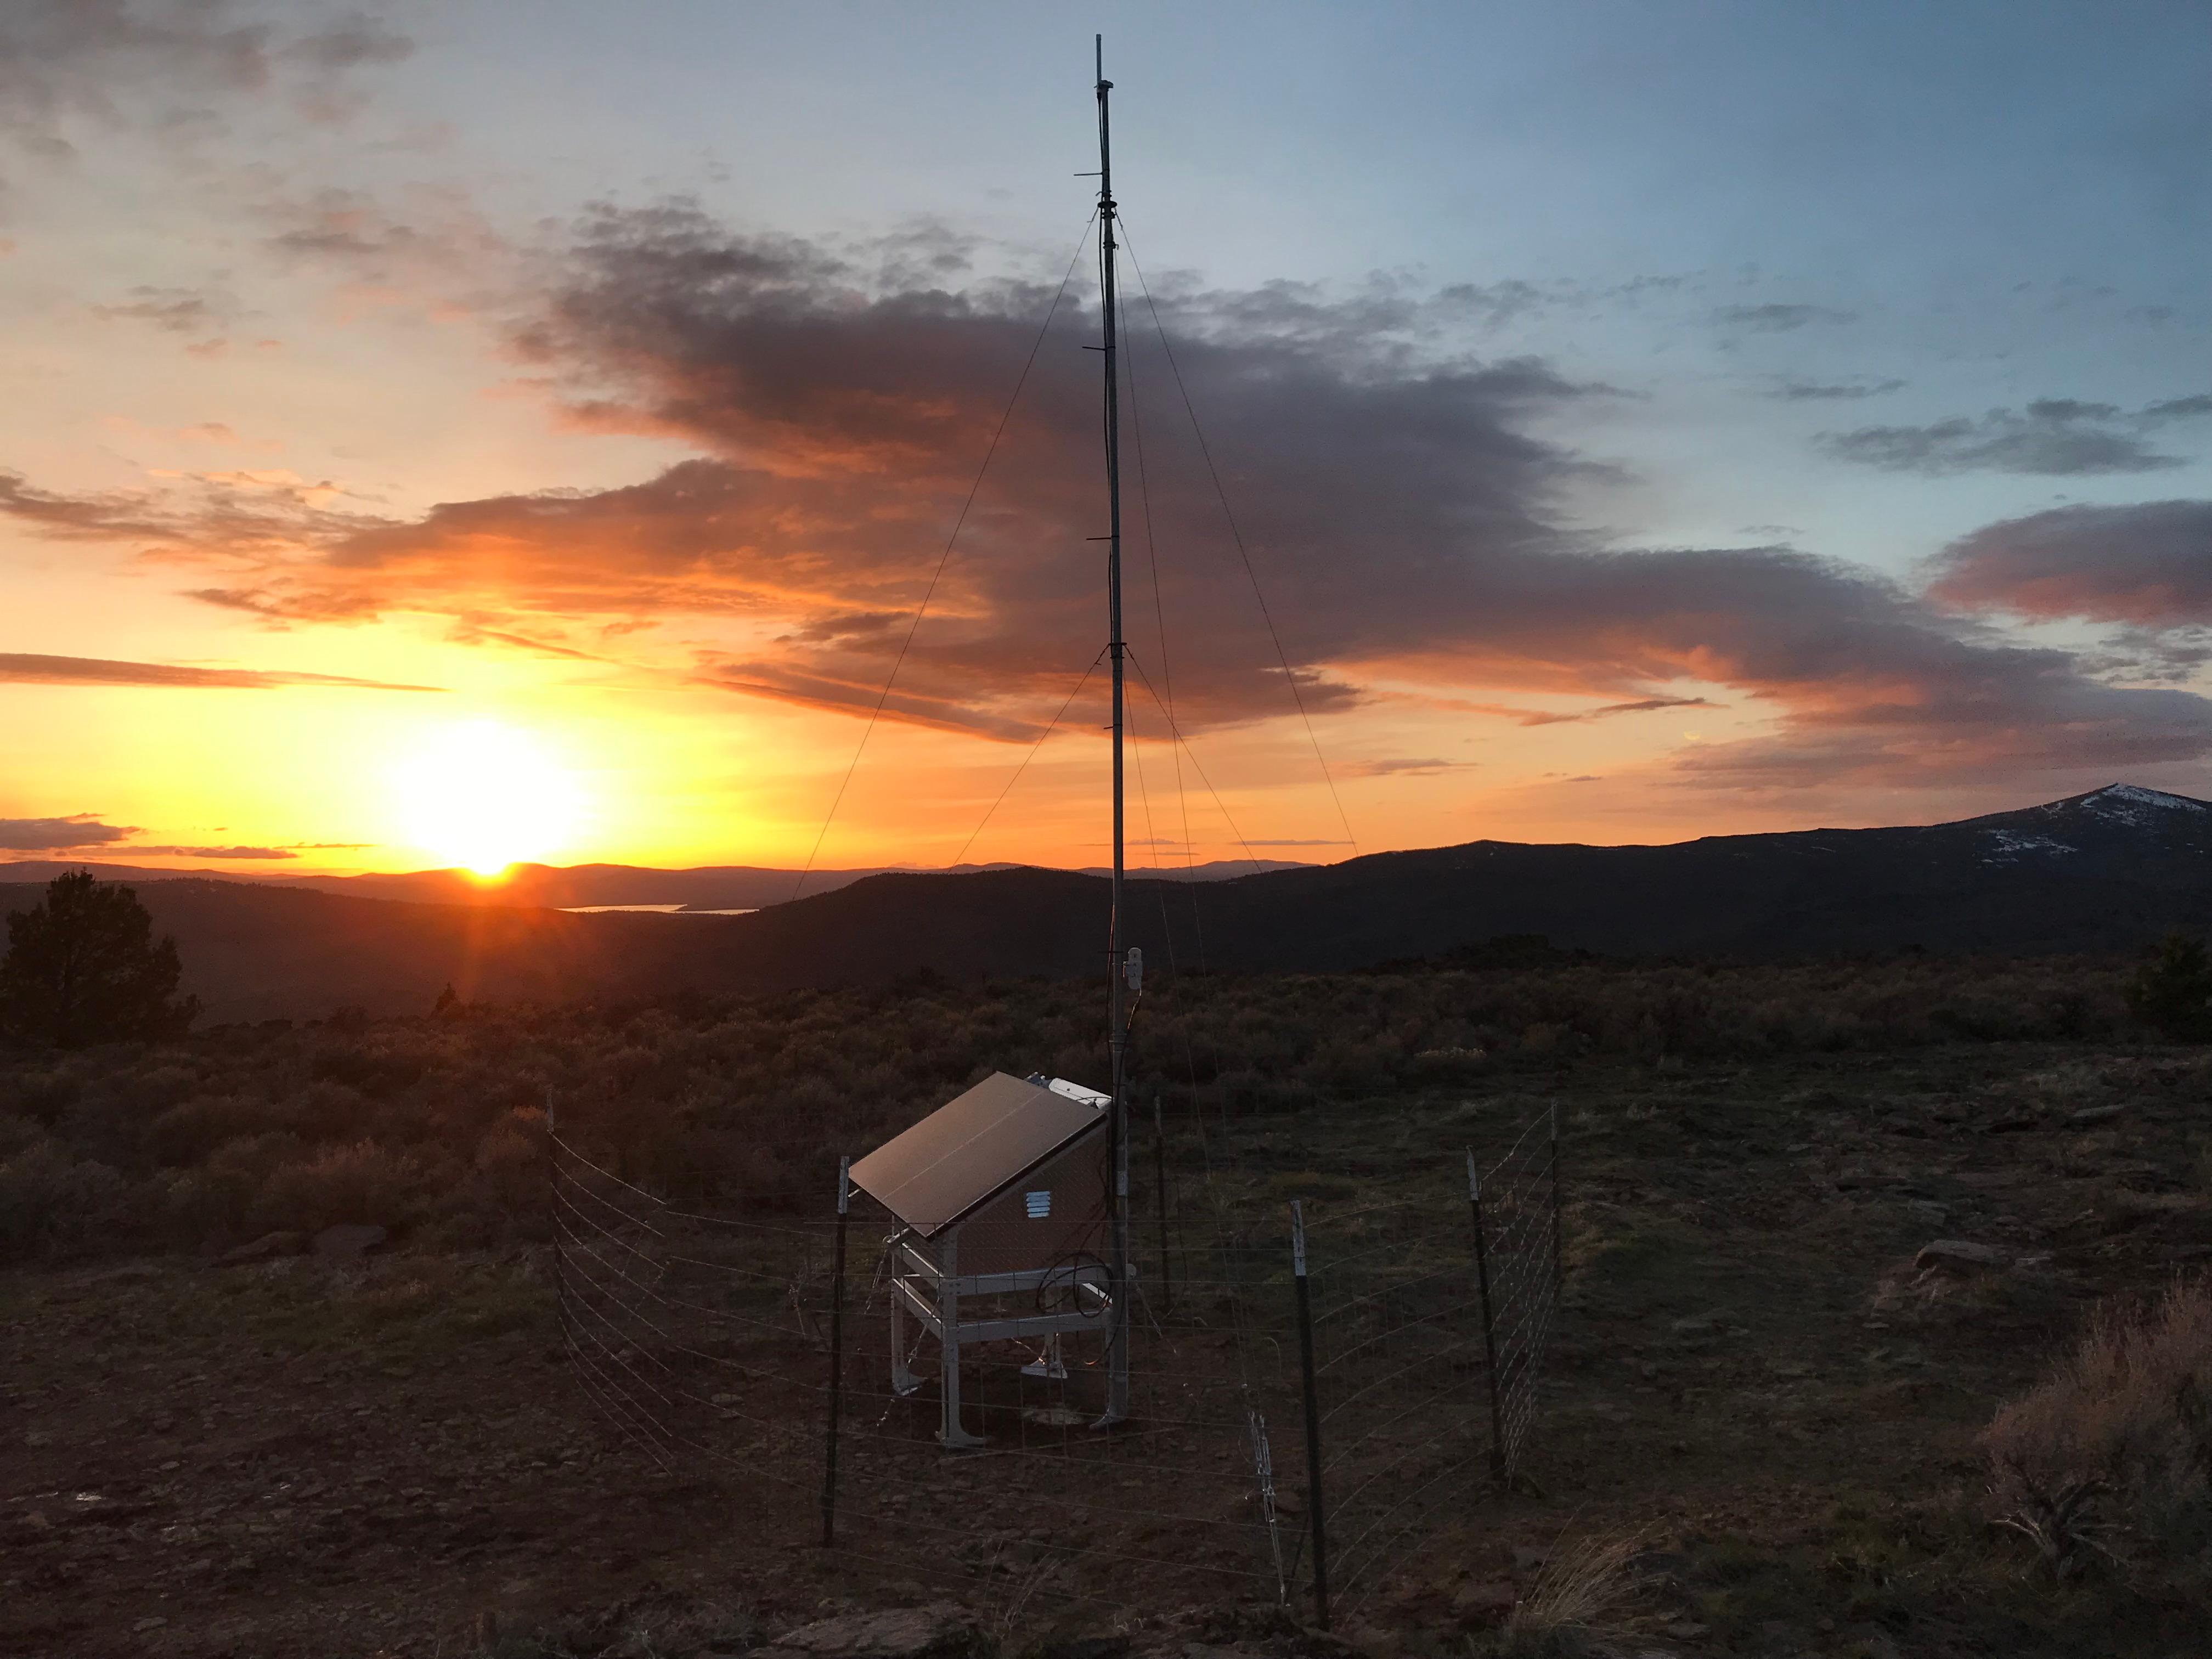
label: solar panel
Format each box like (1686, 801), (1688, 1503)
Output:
(849, 1070), (1108, 1237)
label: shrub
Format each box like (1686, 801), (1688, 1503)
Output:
(149, 1093), (269, 1166)
(0, 1066), (81, 1125)
(156, 1162), (262, 1245)
(0, 950), (2153, 1262)
(2127, 934), (2212, 1042)
(287, 1077), (375, 1141)
(1496, 1530), (1651, 1655)
(309, 1038), (425, 1097)
(0, 1108), (41, 1162)
(250, 1139), (420, 1235)
(0, 1139), (132, 1261)
(473, 1108), (546, 1216)
(1985, 1277), (2212, 1578)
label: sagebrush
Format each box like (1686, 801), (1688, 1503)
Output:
(1986, 1277), (2212, 1576)
(0, 951), (2143, 1263)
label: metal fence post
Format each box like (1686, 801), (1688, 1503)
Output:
(1468, 1149), (1508, 1482)
(1153, 1092), (1172, 1317)
(820, 1155), (850, 1547)
(1245, 1403), (1288, 1608)
(1291, 1200), (1330, 1630)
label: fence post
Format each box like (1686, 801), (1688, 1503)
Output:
(1549, 1102), (1564, 1295)
(821, 1155), (850, 1547)
(1153, 1092), (1173, 1317)
(1468, 1149), (1508, 1482)
(1245, 1403), (1288, 1607)
(1291, 1199), (1330, 1630)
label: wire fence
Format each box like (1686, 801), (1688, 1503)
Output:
(1471, 1104), (1561, 1482)
(550, 1099), (1564, 1630)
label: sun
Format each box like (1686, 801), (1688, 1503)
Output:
(393, 720), (585, 877)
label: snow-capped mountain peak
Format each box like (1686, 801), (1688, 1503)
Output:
(2079, 783), (2208, 824)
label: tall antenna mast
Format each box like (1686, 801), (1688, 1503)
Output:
(1096, 32), (1132, 1428)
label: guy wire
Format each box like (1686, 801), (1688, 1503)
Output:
(1125, 649), (1269, 878)
(1116, 222), (1359, 863)
(1119, 284), (1207, 970)
(950, 648), (1109, 870)
(791, 207), (1099, 900)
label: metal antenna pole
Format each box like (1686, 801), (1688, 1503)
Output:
(1291, 1200), (1330, 1629)
(1098, 32), (1132, 1427)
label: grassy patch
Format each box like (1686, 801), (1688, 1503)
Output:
(52, 1252), (563, 1361)
(1571, 1218), (1722, 1321)
(229, 1255), (554, 1358)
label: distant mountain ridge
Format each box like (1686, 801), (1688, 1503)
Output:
(2, 784), (2204, 1023)
(0, 856), (1308, 911)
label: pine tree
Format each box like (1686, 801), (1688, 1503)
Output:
(0, 871), (199, 1048)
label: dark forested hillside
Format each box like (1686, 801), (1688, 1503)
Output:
(4, 784), (2205, 1022)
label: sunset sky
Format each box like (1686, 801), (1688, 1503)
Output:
(4, 1), (2211, 878)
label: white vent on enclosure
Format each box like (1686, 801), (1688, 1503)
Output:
(1025, 1190), (1053, 1220)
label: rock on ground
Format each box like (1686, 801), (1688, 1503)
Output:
(1915, 1240), (2010, 1274)
(218, 1232), (307, 1266)
(312, 1223), (389, 1259)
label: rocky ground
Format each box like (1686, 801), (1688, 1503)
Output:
(6, 1041), (2210, 1658)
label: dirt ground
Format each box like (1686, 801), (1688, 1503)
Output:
(6, 1041), (2210, 1657)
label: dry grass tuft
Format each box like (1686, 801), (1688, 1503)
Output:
(1497, 1530), (1652, 1656)
(1985, 1276), (2212, 1577)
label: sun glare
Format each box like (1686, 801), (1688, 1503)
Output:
(394, 720), (584, 877)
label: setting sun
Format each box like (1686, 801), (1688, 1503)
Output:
(392, 720), (584, 876)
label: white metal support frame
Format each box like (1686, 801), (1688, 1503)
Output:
(884, 1227), (1126, 1449)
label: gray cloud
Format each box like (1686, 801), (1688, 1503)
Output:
(1820, 396), (2212, 477)
(2078, 626), (2212, 685)
(0, 651), (441, 691)
(2147, 395), (2212, 421)
(262, 184), (504, 285)
(1714, 303), (1857, 333)
(0, 814), (137, 851)
(0, 2), (411, 156)
(91, 284), (225, 332)
(1669, 670), (2212, 787)
(1432, 693), (1719, 726)
(279, 12), (410, 74)
(0, 466), (373, 556)
(1930, 499), (2212, 624)
(1766, 377), (1905, 402)
(1341, 757), (1478, 777)
(1516, 695), (1719, 726)
(0, 468), (188, 541)
(126, 843), (297, 859)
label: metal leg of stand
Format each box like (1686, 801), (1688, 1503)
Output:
(938, 1231), (984, 1449)
(890, 1277), (918, 1397)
